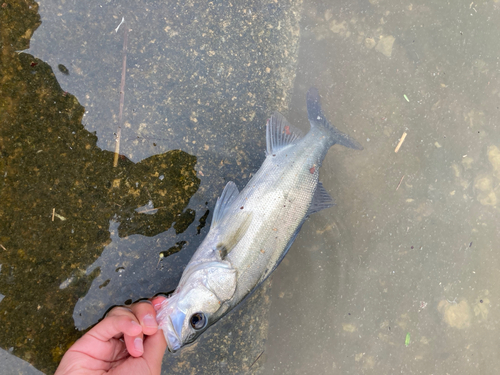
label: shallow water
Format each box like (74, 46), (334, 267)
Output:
(264, 1), (500, 373)
(1, 0), (500, 374)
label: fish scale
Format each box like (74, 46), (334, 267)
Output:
(228, 144), (321, 299)
(156, 87), (362, 351)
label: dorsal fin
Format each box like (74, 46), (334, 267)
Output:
(307, 182), (335, 216)
(212, 181), (239, 228)
(266, 112), (304, 156)
(216, 212), (253, 259)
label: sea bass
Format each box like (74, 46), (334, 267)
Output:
(156, 87), (362, 351)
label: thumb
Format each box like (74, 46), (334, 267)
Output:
(142, 329), (167, 373)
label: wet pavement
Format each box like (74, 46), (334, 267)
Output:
(1, 0), (300, 372)
(1, 0), (500, 374)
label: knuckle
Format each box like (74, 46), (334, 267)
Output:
(106, 306), (134, 318)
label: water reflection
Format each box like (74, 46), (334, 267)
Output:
(25, 0), (300, 164)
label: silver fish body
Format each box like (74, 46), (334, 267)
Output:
(156, 88), (362, 351)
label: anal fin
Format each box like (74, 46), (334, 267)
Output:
(307, 182), (335, 216)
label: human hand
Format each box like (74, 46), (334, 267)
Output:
(55, 298), (167, 375)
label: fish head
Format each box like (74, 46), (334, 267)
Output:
(157, 262), (237, 351)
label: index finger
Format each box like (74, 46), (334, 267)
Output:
(93, 307), (143, 341)
(69, 309), (143, 360)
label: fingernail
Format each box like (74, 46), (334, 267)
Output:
(143, 314), (158, 328)
(131, 320), (141, 328)
(153, 301), (163, 311)
(134, 337), (144, 353)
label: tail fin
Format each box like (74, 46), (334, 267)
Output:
(307, 87), (363, 150)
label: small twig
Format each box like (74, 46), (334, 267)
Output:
(156, 253), (164, 268)
(138, 206), (165, 213)
(0, 244), (6, 251)
(249, 350), (265, 369)
(115, 17), (125, 33)
(113, 21), (128, 168)
(394, 132), (407, 153)
(396, 175), (405, 190)
(52, 208), (55, 221)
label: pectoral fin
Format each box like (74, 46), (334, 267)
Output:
(216, 211), (252, 259)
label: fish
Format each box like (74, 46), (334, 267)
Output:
(156, 87), (362, 351)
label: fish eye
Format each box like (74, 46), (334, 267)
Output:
(189, 312), (207, 330)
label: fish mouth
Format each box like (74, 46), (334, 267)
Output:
(159, 310), (186, 352)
